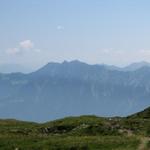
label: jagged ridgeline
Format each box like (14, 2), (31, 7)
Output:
(1, 60), (150, 121)
(0, 107), (150, 149)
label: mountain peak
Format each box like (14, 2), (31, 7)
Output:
(62, 60), (85, 65)
(122, 61), (150, 71)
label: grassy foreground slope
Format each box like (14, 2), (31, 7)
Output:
(1, 107), (150, 150)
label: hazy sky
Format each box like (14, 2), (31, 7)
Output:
(1, 0), (150, 68)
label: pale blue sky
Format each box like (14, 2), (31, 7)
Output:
(1, 0), (150, 68)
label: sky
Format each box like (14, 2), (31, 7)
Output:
(1, 0), (150, 70)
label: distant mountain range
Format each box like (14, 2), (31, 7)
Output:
(1, 60), (150, 122)
(102, 61), (150, 71)
(0, 64), (33, 73)
(1, 61), (150, 73)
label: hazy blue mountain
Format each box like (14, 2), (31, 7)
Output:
(103, 61), (150, 71)
(122, 61), (150, 71)
(0, 64), (32, 73)
(100, 64), (122, 71)
(0, 60), (150, 122)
